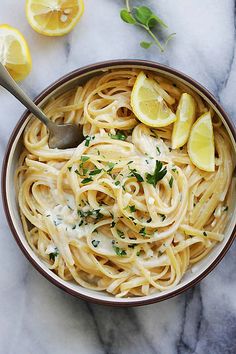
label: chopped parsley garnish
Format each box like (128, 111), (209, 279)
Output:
(85, 136), (94, 147)
(74, 169), (80, 175)
(129, 168), (144, 182)
(169, 176), (174, 188)
(117, 229), (125, 239)
(128, 244), (137, 248)
(78, 209), (102, 219)
(90, 168), (102, 176)
(49, 247), (59, 261)
(172, 168), (177, 173)
(115, 180), (120, 186)
(169, 147), (172, 152)
(109, 131), (126, 141)
(146, 160), (167, 187)
(129, 205), (136, 212)
(92, 240), (100, 248)
(127, 161), (134, 165)
(107, 162), (116, 173)
(147, 218), (152, 223)
(81, 155), (90, 163)
(156, 146), (161, 154)
(160, 214), (166, 221)
(158, 251), (163, 257)
(67, 166), (72, 171)
(113, 245), (127, 256)
(223, 206), (228, 212)
(79, 220), (84, 226)
(111, 221), (116, 228)
(203, 231), (207, 236)
(81, 177), (93, 184)
(139, 227), (147, 237)
(136, 251), (141, 256)
(72, 225), (76, 230)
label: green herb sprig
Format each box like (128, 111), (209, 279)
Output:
(120, 0), (175, 52)
(49, 247), (59, 261)
(146, 160), (167, 187)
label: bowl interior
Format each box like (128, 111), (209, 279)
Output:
(4, 62), (236, 305)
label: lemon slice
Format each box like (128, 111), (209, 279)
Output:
(0, 24), (32, 81)
(131, 71), (176, 127)
(188, 112), (215, 172)
(26, 0), (84, 36)
(172, 93), (196, 149)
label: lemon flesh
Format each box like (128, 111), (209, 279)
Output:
(26, 0), (84, 36)
(131, 71), (176, 127)
(188, 112), (215, 172)
(0, 24), (32, 81)
(172, 93), (196, 149)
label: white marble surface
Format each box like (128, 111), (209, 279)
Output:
(0, 1), (236, 353)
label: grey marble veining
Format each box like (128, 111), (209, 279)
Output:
(0, 1), (236, 353)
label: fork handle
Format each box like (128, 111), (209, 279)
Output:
(0, 63), (51, 127)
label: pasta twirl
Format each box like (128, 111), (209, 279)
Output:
(16, 69), (235, 297)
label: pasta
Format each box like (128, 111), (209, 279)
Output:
(16, 69), (235, 297)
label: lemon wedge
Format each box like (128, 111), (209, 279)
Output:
(172, 93), (196, 149)
(26, 0), (84, 37)
(131, 71), (176, 127)
(188, 111), (215, 172)
(0, 24), (32, 81)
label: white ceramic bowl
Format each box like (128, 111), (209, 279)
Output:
(2, 60), (236, 306)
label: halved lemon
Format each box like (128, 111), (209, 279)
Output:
(0, 24), (32, 81)
(131, 71), (176, 127)
(172, 93), (196, 149)
(26, 0), (84, 37)
(188, 111), (215, 172)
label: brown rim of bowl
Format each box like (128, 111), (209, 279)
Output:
(1, 59), (236, 307)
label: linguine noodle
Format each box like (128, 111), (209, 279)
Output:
(16, 69), (235, 297)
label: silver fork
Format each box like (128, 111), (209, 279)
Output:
(0, 63), (84, 149)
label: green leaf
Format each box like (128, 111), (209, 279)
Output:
(146, 160), (167, 187)
(139, 227), (147, 237)
(133, 6), (153, 25)
(147, 15), (168, 29)
(81, 155), (90, 163)
(169, 176), (174, 188)
(129, 205), (136, 212)
(81, 177), (93, 184)
(115, 180), (120, 186)
(140, 41), (153, 49)
(120, 9), (136, 24)
(85, 136), (92, 147)
(129, 168), (144, 182)
(107, 162), (116, 173)
(117, 229), (125, 239)
(49, 247), (59, 261)
(78, 209), (102, 219)
(109, 131), (126, 141)
(92, 240), (100, 248)
(90, 169), (102, 176)
(113, 245), (127, 256)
